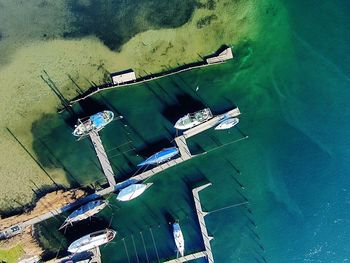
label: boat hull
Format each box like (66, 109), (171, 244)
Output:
(137, 147), (179, 166)
(68, 229), (116, 254)
(73, 110), (114, 137)
(173, 223), (185, 257)
(215, 117), (239, 130)
(117, 183), (152, 201)
(174, 108), (213, 130)
(59, 200), (108, 230)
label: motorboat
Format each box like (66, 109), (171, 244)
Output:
(214, 117), (239, 130)
(73, 110), (114, 137)
(174, 108), (213, 130)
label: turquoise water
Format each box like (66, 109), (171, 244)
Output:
(32, 0), (350, 262)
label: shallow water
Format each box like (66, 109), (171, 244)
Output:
(30, 0), (350, 262)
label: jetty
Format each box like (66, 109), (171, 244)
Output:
(164, 183), (214, 263)
(54, 247), (101, 263)
(65, 47), (234, 107)
(89, 130), (116, 187)
(0, 107), (240, 242)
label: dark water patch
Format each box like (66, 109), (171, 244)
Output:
(196, 14), (218, 29)
(161, 93), (206, 123)
(66, 0), (197, 50)
(195, 0), (216, 10)
(31, 112), (108, 188)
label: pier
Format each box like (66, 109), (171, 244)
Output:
(54, 247), (101, 263)
(183, 108), (241, 138)
(89, 130), (116, 187)
(0, 107), (240, 248)
(164, 183), (214, 263)
(65, 47), (234, 107)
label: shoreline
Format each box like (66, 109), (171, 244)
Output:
(63, 46), (233, 109)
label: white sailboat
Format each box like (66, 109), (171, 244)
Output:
(68, 229), (116, 254)
(59, 200), (108, 230)
(173, 222), (185, 257)
(116, 183), (153, 201)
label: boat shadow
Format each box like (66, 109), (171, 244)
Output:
(161, 93), (206, 124)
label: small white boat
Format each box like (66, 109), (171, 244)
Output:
(215, 117), (239, 130)
(68, 229), (116, 254)
(174, 108), (213, 130)
(116, 183), (153, 201)
(173, 222), (185, 257)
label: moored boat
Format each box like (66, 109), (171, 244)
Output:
(137, 147), (179, 167)
(68, 229), (116, 253)
(214, 117), (239, 130)
(174, 108), (213, 130)
(73, 110), (114, 137)
(59, 200), (108, 230)
(116, 183), (153, 201)
(173, 222), (185, 257)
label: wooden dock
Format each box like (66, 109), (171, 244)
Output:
(192, 183), (214, 263)
(53, 247), (101, 263)
(183, 108), (241, 139)
(89, 130), (116, 187)
(164, 251), (208, 263)
(66, 47), (234, 107)
(174, 135), (192, 159)
(163, 183), (214, 263)
(0, 107), (239, 243)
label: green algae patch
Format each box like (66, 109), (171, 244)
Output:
(0, 245), (24, 263)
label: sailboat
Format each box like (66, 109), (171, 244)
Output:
(137, 147), (179, 166)
(59, 200), (108, 230)
(173, 222), (185, 257)
(116, 183), (153, 201)
(68, 229), (116, 253)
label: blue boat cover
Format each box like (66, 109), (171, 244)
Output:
(138, 147), (179, 166)
(90, 113), (105, 128)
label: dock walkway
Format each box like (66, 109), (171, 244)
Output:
(0, 108), (239, 242)
(67, 47), (234, 106)
(192, 183), (214, 263)
(54, 247), (101, 263)
(163, 183), (214, 263)
(183, 108), (241, 139)
(89, 130), (116, 187)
